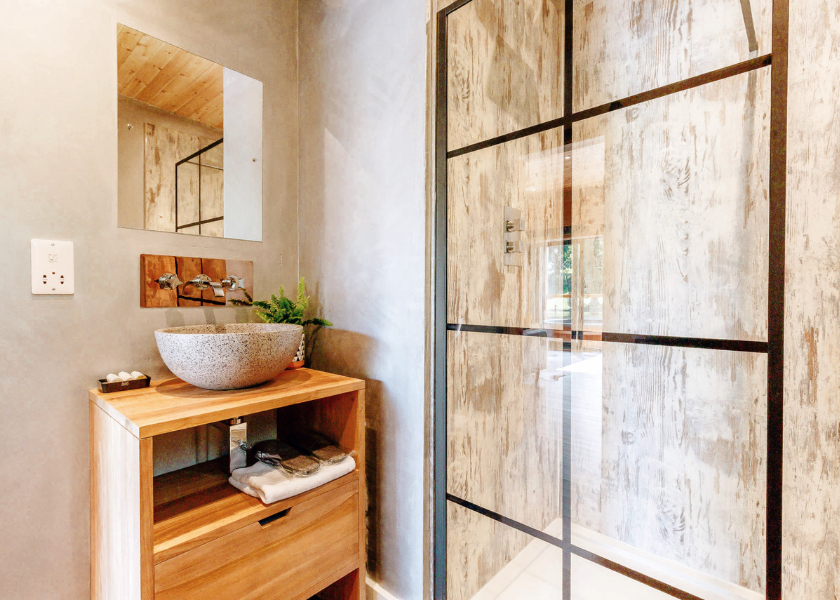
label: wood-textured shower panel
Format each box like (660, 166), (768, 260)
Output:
(446, 501), (543, 600)
(447, 129), (565, 329)
(447, 330), (563, 531)
(446, 0), (564, 150)
(784, 0), (840, 596)
(572, 68), (771, 341)
(144, 123), (220, 233)
(574, 343), (768, 592)
(572, 0), (772, 111)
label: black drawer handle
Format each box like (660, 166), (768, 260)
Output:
(259, 508), (291, 527)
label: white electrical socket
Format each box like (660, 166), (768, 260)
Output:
(31, 239), (74, 295)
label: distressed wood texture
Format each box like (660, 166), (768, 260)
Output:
(436, 0), (465, 12)
(574, 343), (767, 593)
(175, 162), (200, 227)
(572, 0), (771, 112)
(447, 330), (562, 532)
(447, 0), (564, 151)
(117, 24), (224, 129)
(447, 129), (565, 328)
(200, 168), (224, 231)
(144, 123), (220, 232)
(572, 69), (770, 340)
(783, 1), (840, 597)
(446, 500), (536, 600)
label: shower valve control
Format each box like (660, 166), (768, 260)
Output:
(505, 218), (525, 232)
(504, 207), (524, 267)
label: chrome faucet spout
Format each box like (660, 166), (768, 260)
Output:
(209, 281), (225, 298)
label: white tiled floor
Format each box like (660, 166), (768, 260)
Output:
(470, 515), (670, 600)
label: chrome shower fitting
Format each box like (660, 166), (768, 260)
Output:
(184, 274), (225, 298)
(221, 275), (244, 291)
(157, 272), (244, 299)
(504, 206), (525, 267)
(185, 274), (212, 290)
(157, 273), (183, 290)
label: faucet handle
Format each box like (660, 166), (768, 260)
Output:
(187, 274), (212, 290)
(157, 273), (183, 290)
(221, 275), (244, 291)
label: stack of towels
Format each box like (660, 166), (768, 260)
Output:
(229, 455), (356, 504)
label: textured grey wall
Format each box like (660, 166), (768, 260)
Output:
(0, 1), (298, 597)
(298, 1), (428, 599)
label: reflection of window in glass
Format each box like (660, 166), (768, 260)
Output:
(579, 236), (604, 329)
(544, 237), (605, 330)
(544, 242), (572, 326)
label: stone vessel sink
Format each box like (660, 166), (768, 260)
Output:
(154, 323), (303, 390)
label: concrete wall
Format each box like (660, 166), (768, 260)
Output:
(0, 1), (298, 597)
(298, 1), (429, 599)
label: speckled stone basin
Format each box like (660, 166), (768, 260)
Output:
(154, 323), (303, 390)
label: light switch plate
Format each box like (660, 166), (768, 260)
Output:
(31, 239), (74, 295)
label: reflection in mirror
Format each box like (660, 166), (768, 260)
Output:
(116, 24), (263, 241)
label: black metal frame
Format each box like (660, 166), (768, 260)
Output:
(433, 0), (789, 598)
(174, 137), (224, 234)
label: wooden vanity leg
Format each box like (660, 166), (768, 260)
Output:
(90, 402), (154, 600)
(139, 436), (154, 599)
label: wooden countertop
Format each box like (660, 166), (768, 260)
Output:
(89, 368), (365, 438)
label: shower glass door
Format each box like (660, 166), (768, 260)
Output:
(435, 0), (787, 598)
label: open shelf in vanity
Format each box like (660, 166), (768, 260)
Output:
(90, 368), (366, 600)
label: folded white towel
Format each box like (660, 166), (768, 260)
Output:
(229, 456), (356, 504)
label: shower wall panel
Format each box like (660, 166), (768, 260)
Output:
(447, 0), (564, 150)
(784, 0), (840, 596)
(573, 0), (772, 111)
(447, 330), (563, 532)
(572, 69), (770, 340)
(573, 343), (767, 593)
(447, 129), (565, 329)
(447, 501), (564, 600)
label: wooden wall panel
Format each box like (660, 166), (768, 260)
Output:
(144, 123), (217, 232)
(447, 0), (564, 151)
(576, 343), (767, 592)
(783, 1), (840, 597)
(572, 0), (772, 111)
(447, 330), (562, 532)
(447, 129), (565, 328)
(140, 255), (254, 308)
(573, 69), (770, 340)
(175, 256), (203, 307)
(446, 501), (535, 600)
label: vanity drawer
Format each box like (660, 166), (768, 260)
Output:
(154, 480), (360, 600)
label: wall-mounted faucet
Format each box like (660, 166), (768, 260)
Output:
(221, 275), (244, 291)
(156, 272), (244, 298)
(157, 273), (182, 290)
(184, 274), (224, 297)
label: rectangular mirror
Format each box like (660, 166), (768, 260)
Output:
(116, 24), (263, 241)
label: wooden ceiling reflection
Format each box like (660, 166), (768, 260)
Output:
(117, 24), (223, 130)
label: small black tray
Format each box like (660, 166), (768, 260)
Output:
(98, 375), (151, 393)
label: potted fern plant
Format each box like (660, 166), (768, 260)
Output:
(243, 278), (332, 369)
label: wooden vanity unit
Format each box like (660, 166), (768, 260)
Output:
(89, 368), (366, 600)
